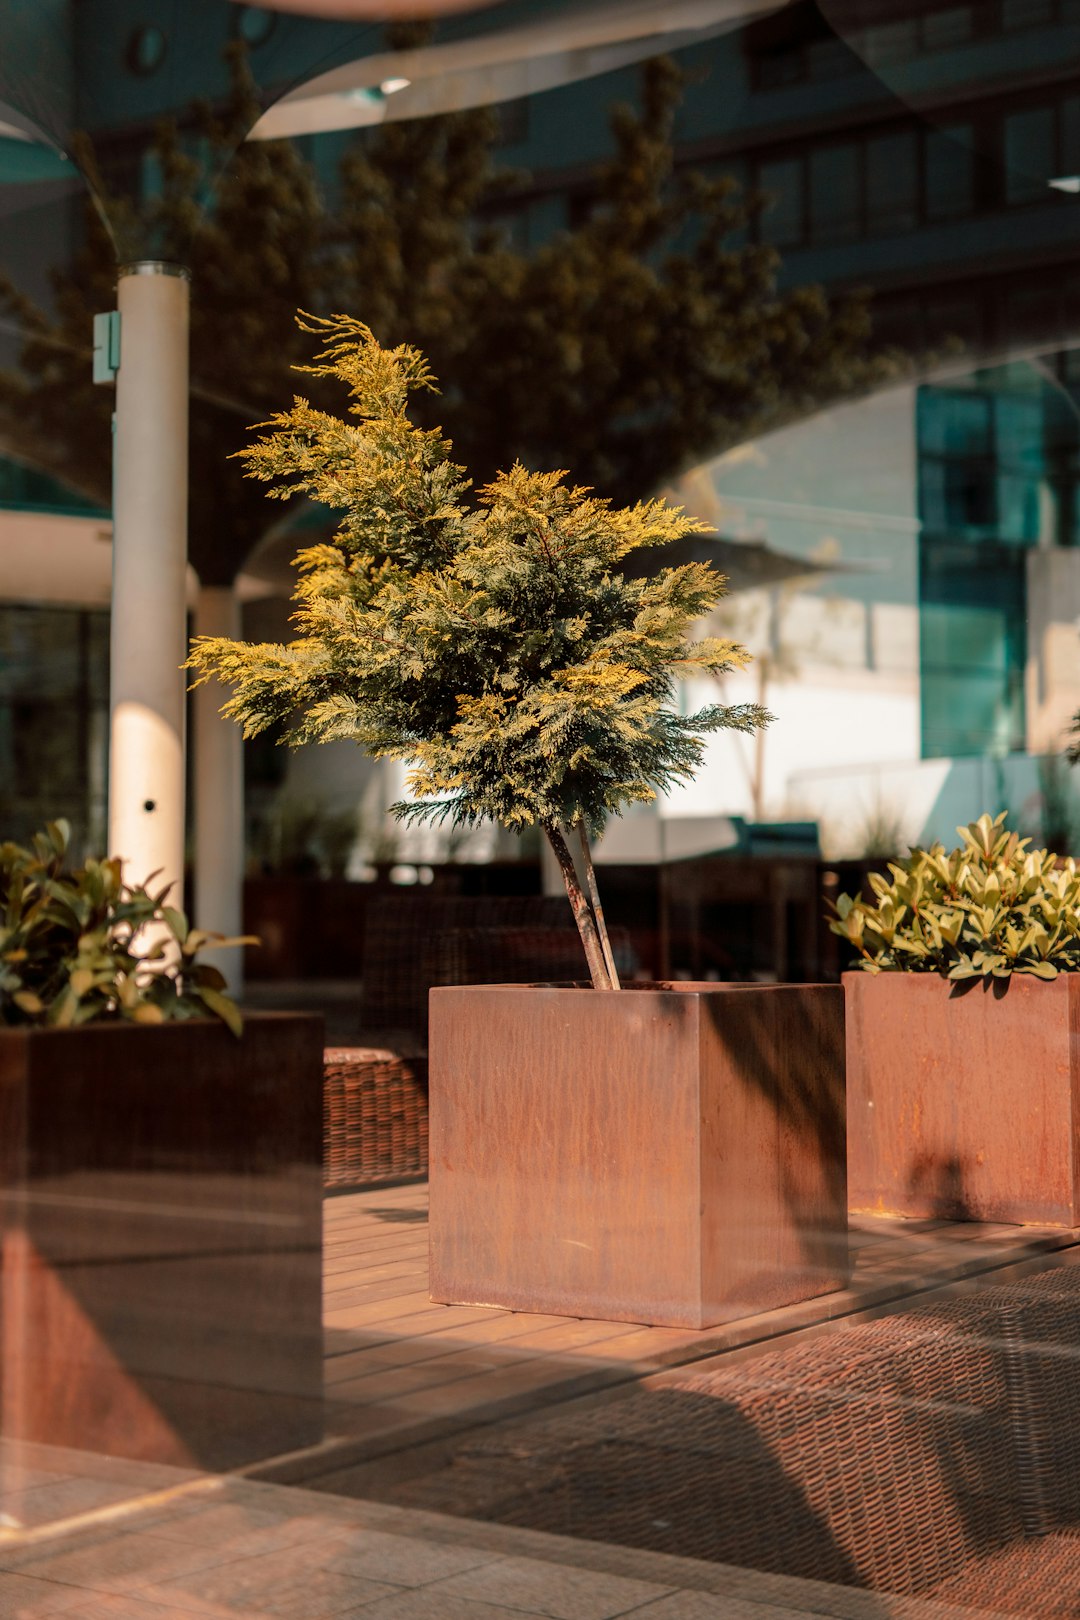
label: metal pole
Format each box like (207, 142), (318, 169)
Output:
(108, 261), (190, 907)
(193, 583), (245, 991)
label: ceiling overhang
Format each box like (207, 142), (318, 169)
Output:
(249, 0), (788, 140)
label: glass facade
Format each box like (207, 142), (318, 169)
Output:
(0, 604), (109, 853)
(917, 361), (1080, 757)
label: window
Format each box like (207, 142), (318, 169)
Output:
(862, 20), (918, 68)
(919, 543), (1027, 758)
(806, 38), (857, 81)
(866, 131), (918, 234)
(925, 124), (975, 219)
(756, 47), (802, 90)
(1060, 96), (1080, 177)
(232, 6), (277, 46)
(1001, 0), (1055, 27)
(809, 144), (860, 244)
(125, 25), (167, 75)
(1005, 107), (1056, 202)
(922, 7), (974, 50)
(918, 380), (1052, 546)
(0, 607), (109, 851)
(758, 157), (804, 246)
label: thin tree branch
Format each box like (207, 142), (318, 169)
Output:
(543, 821), (612, 992)
(576, 819), (621, 990)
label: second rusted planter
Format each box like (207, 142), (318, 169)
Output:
(845, 971), (1080, 1226)
(428, 982), (848, 1329)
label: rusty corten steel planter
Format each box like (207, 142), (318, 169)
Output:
(845, 970), (1080, 1226)
(0, 1013), (324, 1469)
(428, 982), (848, 1329)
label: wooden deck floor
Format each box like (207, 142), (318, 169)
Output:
(276, 1181), (1080, 1496)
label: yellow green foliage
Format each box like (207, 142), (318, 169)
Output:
(830, 811), (1080, 980)
(188, 314), (770, 838)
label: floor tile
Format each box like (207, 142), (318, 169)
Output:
(152, 1544), (399, 1617)
(9, 1530), (231, 1591)
(321, 1525), (499, 1587)
(627, 1593), (815, 1619)
(424, 1554), (674, 1619)
(0, 1569), (87, 1614)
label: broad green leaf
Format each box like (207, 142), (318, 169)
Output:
(162, 907), (188, 944)
(197, 986), (243, 1037)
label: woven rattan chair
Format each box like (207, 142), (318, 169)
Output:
(324, 894), (634, 1189)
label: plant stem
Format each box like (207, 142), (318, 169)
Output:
(575, 820), (621, 990)
(543, 822), (612, 991)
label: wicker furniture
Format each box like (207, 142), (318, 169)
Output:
(395, 1265), (1080, 1610)
(323, 1047), (428, 1190)
(324, 893), (634, 1189)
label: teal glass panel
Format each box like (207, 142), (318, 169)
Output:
(995, 473), (1041, 541)
(995, 395), (1044, 470)
(920, 457), (996, 537)
(918, 390), (992, 457)
(918, 541), (1028, 759)
(0, 135), (75, 184)
(0, 457), (107, 518)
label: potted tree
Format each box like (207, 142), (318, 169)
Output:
(832, 811), (1080, 1226)
(0, 822), (324, 1467)
(189, 314), (848, 1329)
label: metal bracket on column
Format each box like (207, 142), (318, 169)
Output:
(92, 311), (121, 384)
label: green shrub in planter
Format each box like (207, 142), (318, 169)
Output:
(0, 820), (250, 1032)
(829, 810), (1080, 981)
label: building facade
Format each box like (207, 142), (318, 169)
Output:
(4, 0), (1080, 874)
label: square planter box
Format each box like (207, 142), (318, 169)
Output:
(428, 982), (848, 1329)
(845, 971), (1080, 1226)
(0, 1013), (324, 1470)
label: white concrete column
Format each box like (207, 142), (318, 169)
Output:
(193, 583), (245, 991)
(108, 261), (190, 909)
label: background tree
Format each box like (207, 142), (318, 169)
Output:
(335, 56), (897, 504)
(0, 46), (898, 587)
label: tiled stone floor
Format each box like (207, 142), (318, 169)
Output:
(0, 1441), (1009, 1618)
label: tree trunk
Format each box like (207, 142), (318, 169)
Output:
(543, 822), (612, 992)
(575, 821), (621, 990)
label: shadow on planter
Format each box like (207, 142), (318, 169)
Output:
(0, 1013), (324, 1472)
(698, 984), (848, 1289)
(428, 981), (848, 1329)
(845, 972), (1080, 1226)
